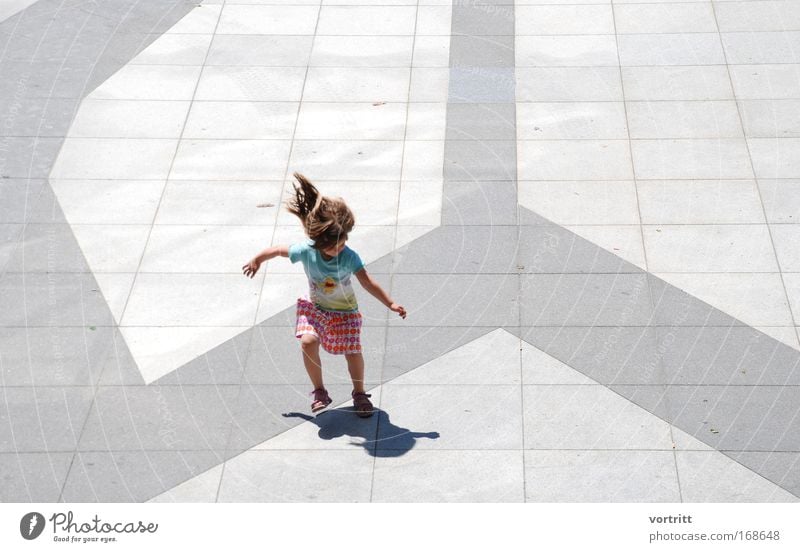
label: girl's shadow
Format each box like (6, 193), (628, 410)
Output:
(283, 407), (439, 457)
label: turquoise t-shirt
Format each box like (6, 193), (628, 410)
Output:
(288, 240), (365, 312)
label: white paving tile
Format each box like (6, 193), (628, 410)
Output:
(626, 101), (744, 139)
(71, 225), (151, 273)
(397, 180), (442, 226)
(614, 3), (718, 34)
(518, 181), (640, 225)
(622, 66), (734, 101)
(729, 65), (800, 100)
(515, 5), (614, 35)
(517, 102), (628, 140)
(637, 180), (765, 224)
(783, 274), (800, 325)
(643, 225), (779, 273)
(68, 100), (190, 139)
(50, 139), (178, 180)
(256, 272), (310, 322)
(617, 33), (725, 67)
(406, 103), (447, 140)
(131, 34), (212, 66)
(195, 66), (306, 101)
(412, 36), (450, 67)
(515, 35), (618, 67)
(631, 139), (754, 180)
(409, 67), (449, 102)
(774, 226), (800, 271)
(206, 35), (313, 66)
(289, 140), (403, 180)
(317, 6), (416, 35)
(722, 31), (800, 65)
(216, 450), (373, 502)
(403, 140), (444, 181)
(93, 274), (136, 324)
(295, 102), (406, 140)
(525, 450), (680, 502)
(677, 450), (799, 502)
(121, 273), (261, 326)
(120, 326), (247, 384)
(88, 66), (201, 101)
(304, 67), (410, 102)
(715, 0), (800, 33)
(517, 140), (633, 180)
(565, 225), (647, 270)
(139, 225), (270, 274)
(48, 180), (164, 225)
(166, 4), (221, 34)
(309, 36), (413, 67)
(749, 138), (800, 179)
(392, 329), (520, 385)
(217, 5), (319, 35)
(415, 5), (452, 36)
(373, 451), (524, 502)
(148, 465), (223, 503)
(155, 181), (283, 226)
(183, 101), (297, 140)
(516, 67), (622, 102)
(654, 272), (795, 328)
(170, 140), (292, 181)
(740, 100), (800, 138)
(759, 179), (800, 223)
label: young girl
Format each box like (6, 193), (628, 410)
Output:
(242, 173), (406, 417)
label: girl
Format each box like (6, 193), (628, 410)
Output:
(242, 173), (407, 417)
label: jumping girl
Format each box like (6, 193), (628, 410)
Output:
(242, 173), (407, 417)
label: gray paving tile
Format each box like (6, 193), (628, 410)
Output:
(4, 223), (92, 273)
(448, 67), (515, 103)
(0, 386), (95, 453)
(0, 178), (46, 223)
(666, 386), (800, 452)
(729, 451), (800, 499)
(0, 98), (78, 137)
(8, 181), (69, 224)
(648, 274), (745, 327)
(217, 450), (373, 503)
(520, 274), (653, 327)
(61, 450), (222, 502)
(224, 383), (355, 455)
(444, 139), (515, 181)
(381, 326), (496, 382)
(449, 35), (514, 68)
(524, 450), (680, 502)
(445, 103), (515, 140)
(442, 181), (518, 226)
(77, 385), (241, 452)
(0, 60), (92, 99)
(373, 450), (524, 502)
(0, 136), (64, 178)
(0, 223), (22, 268)
(377, 384), (523, 449)
(95, 329), (147, 386)
(243, 324), (385, 386)
(0, 326), (112, 386)
(155, 328), (253, 385)
(0, 272), (115, 327)
(657, 326), (800, 386)
(0, 452), (73, 502)
(387, 225), (518, 274)
(517, 225), (638, 274)
(388, 274), (518, 327)
(517, 326), (663, 386)
(452, 3), (514, 36)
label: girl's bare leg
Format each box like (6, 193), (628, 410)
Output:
(300, 335), (324, 389)
(345, 353), (365, 394)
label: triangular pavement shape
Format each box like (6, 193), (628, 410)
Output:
(148, 330), (797, 501)
(147, 465), (223, 503)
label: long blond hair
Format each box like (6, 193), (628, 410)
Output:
(286, 172), (354, 251)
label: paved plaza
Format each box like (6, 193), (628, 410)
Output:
(2, 0), (800, 502)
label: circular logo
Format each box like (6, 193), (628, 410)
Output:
(20, 512), (45, 540)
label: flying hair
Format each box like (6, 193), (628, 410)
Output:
(286, 172), (355, 251)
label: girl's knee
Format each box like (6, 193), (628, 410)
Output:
(299, 334), (319, 350)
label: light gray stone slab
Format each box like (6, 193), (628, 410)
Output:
(450, 35), (514, 68)
(207, 35), (313, 66)
(373, 450), (524, 502)
(715, 1), (800, 33)
(517, 224), (637, 273)
(631, 139), (754, 179)
(759, 179), (800, 223)
(618, 33), (725, 67)
(627, 101), (743, 139)
(444, 139), (516, 180)
(622, 66), (734, 101)
(442, 181), (518, 225)
(452, 2), (514, 36)
(637, 179), (764, 224)
(749, 138), (800, 178)
(217, 450), (373, 502)
(730, 451), (800, 500)
(148, 464), (223, 503)
(0, 452), (73, 502)
(615, 3), (718, 34)
(525, 450), (680, 502)
(517, 67), (622, 102)
(378, 384), (523, 449)
(729, 64), (800, 100)
(722, 32), (800, 65)
(516, 35), (618, 67)
(0, 178), (47, 223)
(517, 102), (628, 140)
(448, 67), (515, 103)
(518, 140), (633, 180)
(445, 103), (515, 140)
(740, 100), (800, 138)
(518, 181), (639, 225)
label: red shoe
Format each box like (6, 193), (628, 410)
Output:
(351, 391), (373, 418)
(311, 388), (332, 413)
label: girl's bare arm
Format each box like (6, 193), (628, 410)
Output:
(242, 245), (289, 278)
(355, 268), (407, 318)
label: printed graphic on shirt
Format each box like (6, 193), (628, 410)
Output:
(288, 240), (365, 312)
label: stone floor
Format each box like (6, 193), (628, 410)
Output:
(1, 0), (800, 502)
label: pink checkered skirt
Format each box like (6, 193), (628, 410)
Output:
(295, 298), (362, 355)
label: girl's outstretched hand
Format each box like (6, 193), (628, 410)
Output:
(242, 258), (261, 278)
(390, 303), (407, 319)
